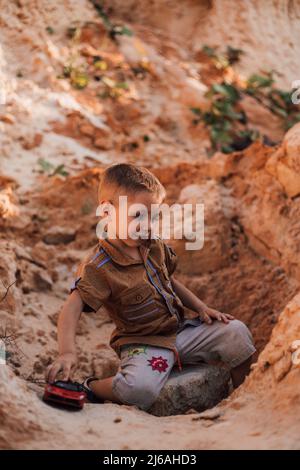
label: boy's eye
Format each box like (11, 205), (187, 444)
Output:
(151, 213), (160, 222)
(134, 211), (146, 220)
(132, 212), (160, 221)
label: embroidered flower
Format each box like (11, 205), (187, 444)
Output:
(147, 356), (169, 373)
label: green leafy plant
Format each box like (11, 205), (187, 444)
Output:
(90, 1), (133, 39)
(46, 26), (55, 35)
(37, 159), (69, 177)
(191, 80), (257, 154)
(246, 72), (275, 91)
(193, 49), (300, 152)
(201, 44), (244, 70)
(70, 69), (89, 89)
(93, 58), (108, 71)
(58, 64), (89, 89)
(245, 72), (300, 130)
(99, 76), (129, 98)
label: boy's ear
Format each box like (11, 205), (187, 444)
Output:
(99, 199), (113, 215)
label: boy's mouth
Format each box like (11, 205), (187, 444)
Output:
(140, 237), (151, 245)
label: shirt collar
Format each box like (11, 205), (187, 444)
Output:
(98, 237), (153, 266)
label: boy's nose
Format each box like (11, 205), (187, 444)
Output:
(138, 222), (151, 239)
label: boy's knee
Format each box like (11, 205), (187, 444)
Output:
(223, 319), (256, 368)
(112, 372), (159, 411)
(227, 319), (253, 343)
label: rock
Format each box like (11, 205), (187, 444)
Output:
(0, 113), (15, 124)
(0, 188), (19, 219)
(93, 136), (112, 150)
(276, 161), (300, 198)
(273, 351), (292, 382)
(265, 124), (300, 198)
(194, 409), (222, 420)
(43, 227), (76, 245)
(148, 364), (230, 417)
(283, 123), (300, 169)
(32, 267), (53, 291)
(21, 133), (43, 150)
(79, 123), (95, 137)
(250, 293), (300, 390)
(0, 241), (22, 314)
(209, 152), (233, 180)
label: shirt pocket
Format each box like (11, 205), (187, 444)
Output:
(119, 284), (160, 323)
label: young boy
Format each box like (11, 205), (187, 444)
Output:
(46, 163), (256, 411)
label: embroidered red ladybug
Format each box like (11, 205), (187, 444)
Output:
(148, 356), (169, 373)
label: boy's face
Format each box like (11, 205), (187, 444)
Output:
(100, 188), (163, 247)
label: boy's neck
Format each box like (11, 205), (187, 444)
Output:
(107, 237), (143, 262)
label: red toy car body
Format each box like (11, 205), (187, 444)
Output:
(43, 381), (87, 409)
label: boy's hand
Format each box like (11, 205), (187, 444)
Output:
(45, 352), (77, 383)
(198, 306), (235, 325)
(170, 276), (235, 326)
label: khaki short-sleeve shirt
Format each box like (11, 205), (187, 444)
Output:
(70, 237), (197, 360)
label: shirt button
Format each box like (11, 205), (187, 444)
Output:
(136, 294), (142, 301)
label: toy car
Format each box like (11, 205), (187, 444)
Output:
(43, 380), (87, 410)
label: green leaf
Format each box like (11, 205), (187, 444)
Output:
(38, 158), (54, 173)
(115, 81), (129, 89)
(201, 45), (217, 58)
(70, 70), (89, 89)
(247, 73), (274, 89)
(190, 107), (202, 116)
(211, 126), (232, 144)
(212, 100), (242, 120)
(221, 144), (234, 153)
(236, 129), (260, 141)
(92, 3), (112, 29)
(270, 106), (288, 118)
(118, 26), (133, 36)
(94, 60), (108, 71)
(46, 26), (55, 35)
(52, 164), (69, 177)
(211, 83), (240, 102)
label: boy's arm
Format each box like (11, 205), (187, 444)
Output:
(45, 290), (83, 383)
(45, 253), (111, 383)
(170, 275), (234, 324)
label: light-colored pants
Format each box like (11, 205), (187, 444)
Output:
(112, 318), (256, 411)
